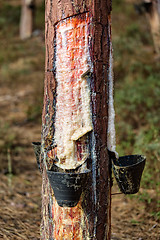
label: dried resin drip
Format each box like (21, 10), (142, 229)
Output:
(107, 17), (118, 159)
(53, 13), (93, 170)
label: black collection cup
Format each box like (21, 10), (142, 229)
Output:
(112, 155), (146, 194)
(47, 169), (91, 207)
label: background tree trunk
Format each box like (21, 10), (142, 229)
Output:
(144, 0), (160, 54)
(41, 0), (114, 239)
(20, 0), (35, 40)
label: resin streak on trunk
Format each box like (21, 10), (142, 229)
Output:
(54, 13), (93, 169)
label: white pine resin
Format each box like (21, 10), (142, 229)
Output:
(107, 40), (118, 158)
(54, 15), (93, 169)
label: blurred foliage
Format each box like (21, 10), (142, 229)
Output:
(0, 1), (44, 152)
(112, 0), (160, 217)
(0, 122), (17, 151)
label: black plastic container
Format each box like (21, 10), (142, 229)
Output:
(112, 155), (146, 194)
(47, 169), (91, 207)
(32, 142), (41, 172)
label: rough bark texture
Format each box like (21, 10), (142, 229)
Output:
(20, 0), (35, 40)
(41, 0), (112, 239)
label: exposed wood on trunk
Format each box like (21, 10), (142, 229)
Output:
(20, 0), (35, 40)
(41, 0), (113, 239)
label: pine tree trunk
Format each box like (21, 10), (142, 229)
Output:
(41, 0), (114, 239)
(20, 0), (35, 40)
(144, 0), (160, 54)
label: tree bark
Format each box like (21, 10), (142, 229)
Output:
(20, 0), (35, 40)
(41, 0), (113, 239)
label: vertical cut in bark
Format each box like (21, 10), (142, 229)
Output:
(54, 13), (93, 170)
(41, 0), (114, 239)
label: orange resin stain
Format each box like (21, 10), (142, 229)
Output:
(53, 12), (93, 170)
(52, 201), (89, 239)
